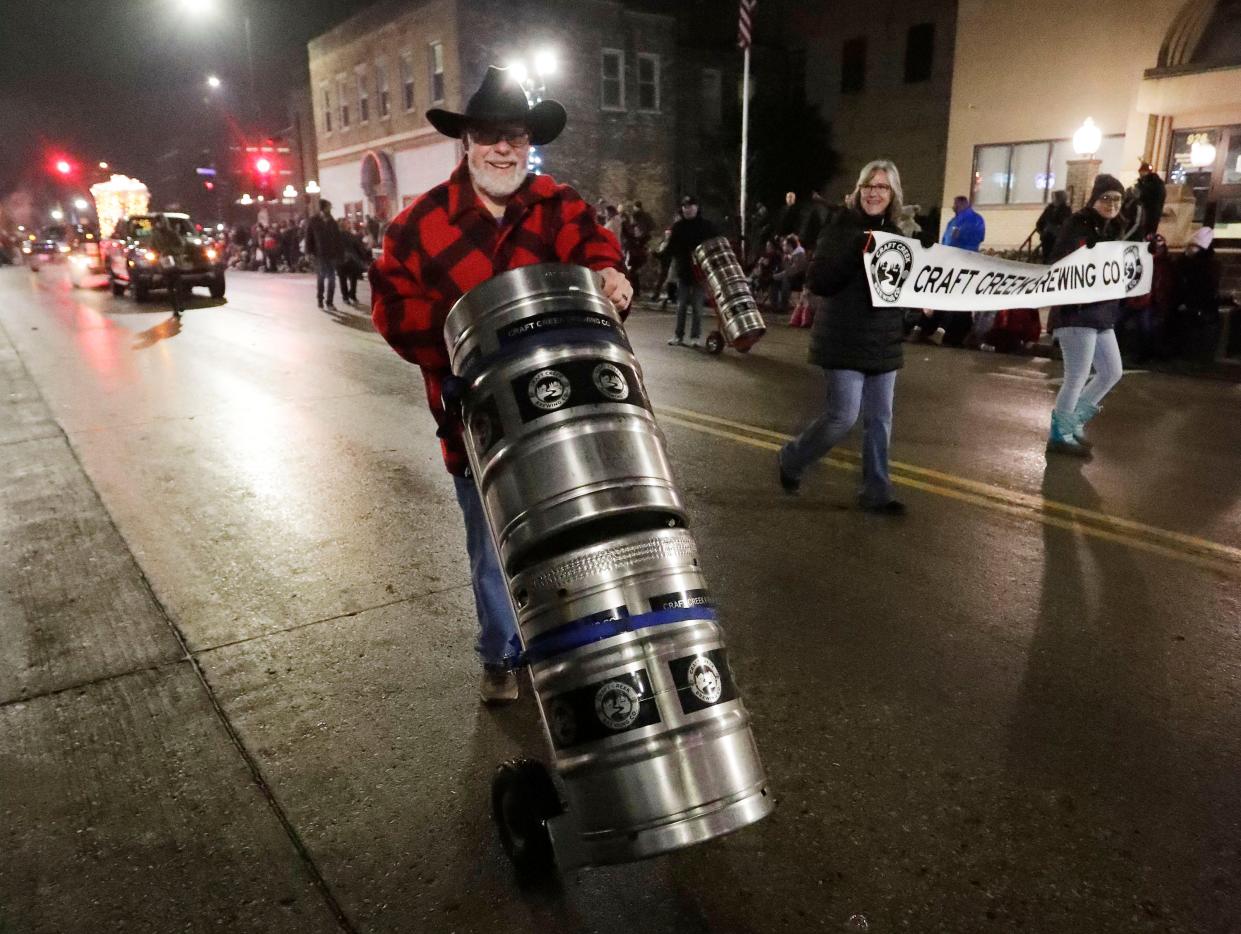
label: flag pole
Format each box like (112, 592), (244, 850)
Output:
(740, 44), (750, 250)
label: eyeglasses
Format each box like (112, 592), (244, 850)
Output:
(1096, 194), (1123, 205)
(469, 126), (531, 147)
(861, 183), (892, 194)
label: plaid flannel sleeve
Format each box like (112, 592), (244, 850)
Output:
(554, 195), (625, 274)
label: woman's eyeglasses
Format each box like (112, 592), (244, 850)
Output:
(1096, 194), (1123, 205)
(861, 183), (892, 194)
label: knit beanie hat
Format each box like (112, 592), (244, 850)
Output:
(1087, 174), (1124, 205)
(1190, 226), (1214, 250)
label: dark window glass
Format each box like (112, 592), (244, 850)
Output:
(904, 23), (935, 83)
(841, 37), (866, 94)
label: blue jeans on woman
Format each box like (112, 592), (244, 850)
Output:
(779, 368), (898, 506)
(452, 474), (522, 669)
(1053, 327), (1123, 417)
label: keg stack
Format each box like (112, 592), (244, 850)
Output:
(445, 263), (772, 873)
(692, 236), (767, 355)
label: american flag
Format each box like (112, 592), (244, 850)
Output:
(738, 0), (757, 49)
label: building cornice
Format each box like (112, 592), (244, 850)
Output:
(318, 126), (444, 163)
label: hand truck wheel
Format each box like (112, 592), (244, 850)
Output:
(704, 331), (725, 355)
(491, 757), (562, 876)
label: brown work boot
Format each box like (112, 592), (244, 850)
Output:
(480, 666), (519, 705)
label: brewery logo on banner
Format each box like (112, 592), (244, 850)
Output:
(512, 358), (650, 422)
(1123, 244), (1142, 293)
(592, 362), (630, 401)
(668, 649), (738, 714)
(544, 669), (662, 749)
(528, 369), (571, 411)
(871, 239), (914, 303)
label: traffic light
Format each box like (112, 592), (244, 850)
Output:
(252, 155), (274, 198)
(48, 154), (76, 178)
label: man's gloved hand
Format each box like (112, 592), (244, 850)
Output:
(441, 375), (468, 411)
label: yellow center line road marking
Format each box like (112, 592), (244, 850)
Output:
(657, 406), (1241, 579)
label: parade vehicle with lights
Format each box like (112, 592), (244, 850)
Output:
(23, 225), (73, 271)
(102, 212), (226, 302)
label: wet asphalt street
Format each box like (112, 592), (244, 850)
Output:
(2, 263), (1240, 934)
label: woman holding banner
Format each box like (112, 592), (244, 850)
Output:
(777, 159), (908, 515)
(1045, 174), (1128, 458)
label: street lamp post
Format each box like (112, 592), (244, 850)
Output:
(1067, 118), (1104, 210)
(507, 50), (557, 174)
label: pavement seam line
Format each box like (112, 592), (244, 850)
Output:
(0, 315), (360, 934)
(658, 412), (1241, 580)
(659, 404), (1241, 566)
(193, 580), (474, 655)
(0, 660), (188, 710)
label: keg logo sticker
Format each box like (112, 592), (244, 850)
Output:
(1122, 244), (1143, 293)
(687, 656), (724, 705)
(528, 369), (571, 411)
(592, 362), (630, 401)
(594, 680), (641, 730)
(545, 669), (660, 749)
(870, 239), (913, 303)
(548, 699), (577, 747)
(669, 649), (738, 715)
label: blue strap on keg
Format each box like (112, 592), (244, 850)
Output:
(521, 606), (717, 665)
(458, 326), (632, 384)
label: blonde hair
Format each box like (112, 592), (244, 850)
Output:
(851, 159), (904, 223)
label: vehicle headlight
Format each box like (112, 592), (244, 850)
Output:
(21, 245), (31, 253)
(143, 250), (158, 263)
(205, 247), (218, 260)
(58, 244), (71, 253)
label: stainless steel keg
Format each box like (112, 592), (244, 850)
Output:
(692, 236), (767, 352)
(508, 527), (772, 866)
(445, 264), (686, 573)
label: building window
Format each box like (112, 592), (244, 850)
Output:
(972, 136), (1126, 205)
(429, 41), (445, 104)
(636, 53), (660, 111)
(601, 49), (624, 110)
(321, 84), (332, 133)
(337, 75), (350, 129)
(701, 67), (722, 131)
(904, 23), (934, 83)
(841, 37), (866, 94)
(376, 59), (390, 118)
(356, 69), (370, 123)
(400, 52), (415, 111)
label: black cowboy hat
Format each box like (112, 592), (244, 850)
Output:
(427, 65), (567, 146)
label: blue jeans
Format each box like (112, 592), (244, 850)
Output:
(675, 281), (705, 340)
(452, 475), (522, 669)
(315, 257), (336, 305)
(1053, 327), (1122, 417)
(780, 369), (898, 506)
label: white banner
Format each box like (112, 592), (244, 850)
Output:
(865, 232), (1152, 312)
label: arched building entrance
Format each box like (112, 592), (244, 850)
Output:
(360, 150), (398, 224)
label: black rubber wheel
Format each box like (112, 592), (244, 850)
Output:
(491, 758), (561, 876)
(208, 276), (226, 299)
(705, 331), (725, 355)
(110, 276), (125, 297)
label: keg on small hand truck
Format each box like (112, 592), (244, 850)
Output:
(692, 236), (767, 356)
(444, 264), (773, 875)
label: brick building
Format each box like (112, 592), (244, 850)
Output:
(307, 0), (696, 226)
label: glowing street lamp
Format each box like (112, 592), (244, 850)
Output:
(206, 74), (222, 89)
(1072, 118), (1102, 159)
(534, 49), (557, 77)
(239, 193), (254, 205)
(98, 161), (109, 170)
(282, 184), (298, 199)
(50, 209), (65, 220)
(304, 180), (321, 194)
(73, 198), (89, 211)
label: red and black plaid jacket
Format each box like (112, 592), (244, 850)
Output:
(370, 159), (624, 475)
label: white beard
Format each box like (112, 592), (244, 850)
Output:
(467, 152), (528, 200)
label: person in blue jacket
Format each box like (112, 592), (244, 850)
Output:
(913, 196), (988, 344)
(942, 195), (985, 250)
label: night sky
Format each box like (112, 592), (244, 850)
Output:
(0, 0), (377, 214)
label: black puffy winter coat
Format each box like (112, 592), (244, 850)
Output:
(806, 205), (905, 373)
(1048, 206), (1126, 332)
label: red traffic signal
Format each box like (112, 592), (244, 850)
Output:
(254, 157), (273, 175)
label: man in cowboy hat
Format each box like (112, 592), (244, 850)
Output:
(370, 65), (632, 705)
